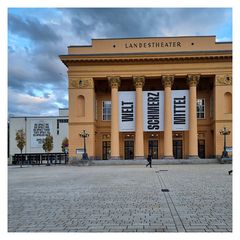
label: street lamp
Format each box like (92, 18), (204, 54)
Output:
(219, 127), (231, 158)
(79, 130), (89, 160)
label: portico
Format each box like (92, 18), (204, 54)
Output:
(60, 36), (232, 160)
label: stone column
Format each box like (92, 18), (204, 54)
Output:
(162, 75), (174, 159)
(108, 76), (121, 160)
(133, 76), (145, 159)
(187, 74), (200, 159)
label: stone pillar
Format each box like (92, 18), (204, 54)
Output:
(162, 75), (174, 159)
(108, 76), (121, 160)
(133, 76), (145, 159)
(187, 74), (200, 159)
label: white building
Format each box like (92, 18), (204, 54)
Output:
(9, 108), (68, 163)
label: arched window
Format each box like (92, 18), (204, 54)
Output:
(77, 95), (85, 117)
(224, 92), (232, 114)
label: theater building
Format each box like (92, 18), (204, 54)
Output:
(60, 36), (232, 160)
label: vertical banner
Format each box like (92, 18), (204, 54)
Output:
(172, 90), (189, 130)
(118, 91), (135, 132)
(31, 120), (53, 147)
(118, 90), (189, 132)
(143, 91), (164, 132)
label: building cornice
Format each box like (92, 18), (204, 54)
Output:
(60, 52), (232, 67)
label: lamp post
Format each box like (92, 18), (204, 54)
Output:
(79, 130), (89, 160)
(219, 127), (231, 158)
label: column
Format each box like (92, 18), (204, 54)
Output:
(162, 75), (174, 159)
(187, 74), (200, 159)
(133, 76), (145, 159)
(108, 76), (121, 159)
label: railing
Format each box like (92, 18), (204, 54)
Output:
(12, 153), (68, 165)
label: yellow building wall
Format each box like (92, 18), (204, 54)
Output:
(62, 37), (232, 160)
(214, 77), (232, 157)
(68, 83), (96, 158)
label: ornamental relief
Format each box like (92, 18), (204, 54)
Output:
(216, 74), (232, 86)
(70, 78), (94, 89)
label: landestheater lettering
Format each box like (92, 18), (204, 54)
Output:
(125, 41), (181, 49)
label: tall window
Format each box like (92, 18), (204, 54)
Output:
(77, 95), (85, 117)
(197, 99), (205, 119)
(102, 101), (111, 120)
(210, 95), (214, 118)
(224, 92), (232, 114)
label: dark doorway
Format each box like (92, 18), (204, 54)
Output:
(124, 140), (134, 159)
(148, 140), (158, 159)
(102, 141), (111, 160)
(173, 140), (183, 159)
(198, 139), (205, 158)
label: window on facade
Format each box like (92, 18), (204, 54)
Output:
(210, 95), (214, 118)
(77, 95), (85, 117)
(102, 101), (111, 120)
(197, 99), (205, 119)
(224, 92), (232, 114)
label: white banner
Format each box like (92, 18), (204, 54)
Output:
(118, 90), (189, 132)
(143, 91), (164, 131)
(172, 90), (189, 131)
(31, 120), (53, 147)
(118, 91), (135, 132)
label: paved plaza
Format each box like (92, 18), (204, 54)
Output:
(8, 163), (232, 232)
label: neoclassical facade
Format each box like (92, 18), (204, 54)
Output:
(60, 36), (232, 160)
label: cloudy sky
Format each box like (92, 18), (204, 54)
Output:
(8, 8), (232, 117)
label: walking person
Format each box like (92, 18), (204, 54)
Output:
(146, 154), (152, 168)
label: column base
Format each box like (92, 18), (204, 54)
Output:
(187, 155), (200, 160)
(134, 156), (145, 160)
(162, 156), (174, 159)
(110, 156), (120, 160)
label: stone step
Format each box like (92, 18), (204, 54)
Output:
(91, 159), (219, 165)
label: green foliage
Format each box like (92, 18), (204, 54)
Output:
(61, 137), (69, 153)
(42, 134), (53, 153)
(15, 129), (26, 153)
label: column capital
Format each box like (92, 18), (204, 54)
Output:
(133, 76), (145, 88)
(162, 75), (174, 88)
(108, 76), (121, 89)
(187, 74), (200, 87)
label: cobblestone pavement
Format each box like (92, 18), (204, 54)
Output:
(8, 164), (232, 232)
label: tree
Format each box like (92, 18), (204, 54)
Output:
(15, 129), (26, 168)
(61, 137), (69, 153)
(61, 137), (69, 164)
(42, 134), (53, 166)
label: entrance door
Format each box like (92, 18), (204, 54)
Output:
(148, 140), (158, 159)
(198, 139), (205, 158)
(102, 141), (111, 160)
(124, 140), (134, 159)
(173, 140), (183, 159)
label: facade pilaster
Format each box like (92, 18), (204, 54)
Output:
(108, 76), (121, 159)
(214, 73), (232, 157)
(68, 77), (95, 159)
(133, 76), (145, 159)
(187, 74), (200, 159)
(162, 75), (174, 159)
